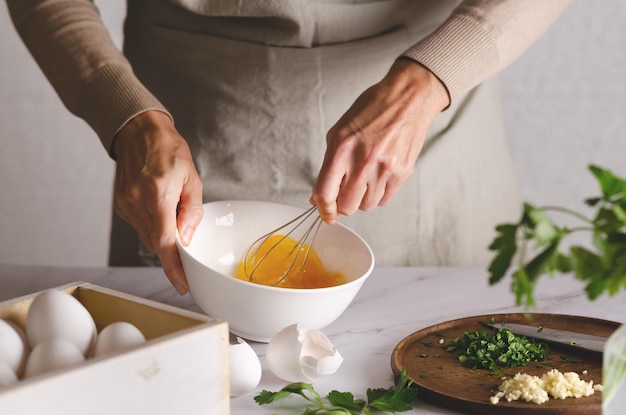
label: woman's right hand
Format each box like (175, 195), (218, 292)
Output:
(311, 58), (450, 224)
(111, 110), (204, 295)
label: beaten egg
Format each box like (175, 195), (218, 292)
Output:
(235, 234), (345, 288)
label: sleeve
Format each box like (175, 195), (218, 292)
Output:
(401, 0), (574, 103)
(6, 0), (171, 157)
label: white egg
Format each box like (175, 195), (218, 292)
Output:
(229, 337), (262, 397)
(0, 361), (18, 388)
(266, 323), (343, 383)
(24, 338), (85, 378)
(93, 322), (146, 357)
(0, 319), (28, 376)
(26, 289), (96, 356)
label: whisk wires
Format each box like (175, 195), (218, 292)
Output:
(243, 206), (322, 286)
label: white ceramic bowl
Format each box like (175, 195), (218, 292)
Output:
(176, 200), (375, 342)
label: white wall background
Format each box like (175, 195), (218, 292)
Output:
(1, 1), (624, 267)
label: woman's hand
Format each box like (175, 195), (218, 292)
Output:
(311, 58), (450, 224)
(112, 110), (204, 294)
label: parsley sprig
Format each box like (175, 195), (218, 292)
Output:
(447, 328), (548, 373)
(254, 369), (417, 414)
(488, 165), (626, 306)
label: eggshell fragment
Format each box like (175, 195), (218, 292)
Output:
(0, 319), (28, 376)
(26, 289), (96, 357)
(0, 361), (18, 388)
(24, 338), (85, 378)
(266, 324), (343, 383)
(93, 322), (146, 357)
(229, 337), (262, 396)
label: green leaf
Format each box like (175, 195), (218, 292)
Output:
(363, 369), (417, 413)
(327, 391), (365, 411)
(585, 277), (607, 300)
(254, 369), (418, 414)
(585, 197), (602, 207)
(594, 207), (625, 233)
(602, 233), (626, 295)
(365, 387), (388, 404)
(254, 382), (323, 406)
(316, 408), (353, 415)
(534, 220), (559, 245)
(554, 252), (573, 273)
(254, 389), (285, 405)
(589, 165), (626, 203)
(368, 388), (417, 412)
(570, 232), (626, 300)
(511, 237), (564, 305)
(525, 205), (560, 245)
(511, 268), (534, 306)
(613, 204), (626, 223)
(366, 386), (416, 413)
(488, 224), (518, 285)
(524, 239), (562, 281)
(570, 247), (605, 281)
(393, 367), (413, 391)
(303, 409), (349, 415)
(488, 165), (626, 307)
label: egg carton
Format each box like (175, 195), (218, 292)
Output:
(0, 282), (229, 415)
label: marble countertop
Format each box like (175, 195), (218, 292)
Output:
(1, 263), (624, 414)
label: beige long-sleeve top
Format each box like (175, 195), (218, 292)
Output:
(7, 0), (572, 155)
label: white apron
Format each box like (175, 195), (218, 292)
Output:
(109, 0), (520, 267)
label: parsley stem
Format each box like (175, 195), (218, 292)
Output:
(538, 206), (594, 224)
(567, 226), (595, 233)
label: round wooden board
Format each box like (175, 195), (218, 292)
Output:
(390, 313), (619, 415)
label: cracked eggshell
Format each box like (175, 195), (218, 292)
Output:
(229, 337), (262, 396)
(266, 323), (343, 383)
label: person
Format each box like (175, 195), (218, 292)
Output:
(7, 0), (572, 295)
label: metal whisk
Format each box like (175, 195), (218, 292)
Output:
(243, 206), (322, 286)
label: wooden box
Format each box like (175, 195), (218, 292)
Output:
(0, 282), (229, 414)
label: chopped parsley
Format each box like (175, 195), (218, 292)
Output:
(447, 328), (548, 371)
(560, 355), (578, 363)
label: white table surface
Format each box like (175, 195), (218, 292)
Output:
(1, 263), (624, 414)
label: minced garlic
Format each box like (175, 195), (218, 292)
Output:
(490, 369), (603, 405)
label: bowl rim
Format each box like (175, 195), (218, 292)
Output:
(176, 200), (375, 293)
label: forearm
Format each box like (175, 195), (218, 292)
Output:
(6, 0), (169, 155)
(402, 0), (573, 103)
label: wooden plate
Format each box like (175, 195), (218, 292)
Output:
(390, 313), (619, 415)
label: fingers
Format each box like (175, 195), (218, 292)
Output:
(176, 174), (204, 246)
(378, 177), (402, 207)
(328, 151), (404, 216)
(359, 171), (390, 211)
(112, 110), (202, 295)
(313, 114), (413, 222)
(311, 150), (344, 224)
(114, 173), (192, 295)
(312, 59), (449, 221)
(157, 170), (204, 295)
(151, 190), (190, 295)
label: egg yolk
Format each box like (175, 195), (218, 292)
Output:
(235, 234), (345, 288)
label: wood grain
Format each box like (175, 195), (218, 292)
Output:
(390, 313), (620, 415)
